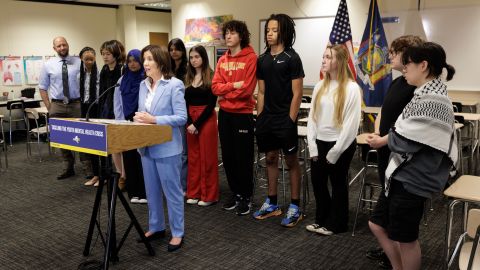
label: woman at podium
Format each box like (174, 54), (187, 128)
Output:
(134, 45), (187, 252)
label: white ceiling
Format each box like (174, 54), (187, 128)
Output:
(68, 0), (167, 4)
(39, 0), (171, 10)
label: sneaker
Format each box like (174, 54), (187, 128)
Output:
(198, 201), (215, 207)
(252, 198), (282, 220)
(305, 224), (333, 235)
(138, 198), (148, 204)
(130, 197), (140, 203)
(236, 197), (251, 216)
(222, 194), (240, 211)
(280, 204), (303, 227)
(306, 223), (321, 233)
(186, 198), (199, 205)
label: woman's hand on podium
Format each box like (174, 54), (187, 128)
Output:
(134, 111), (156, 124)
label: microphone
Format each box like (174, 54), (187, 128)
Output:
(85, 83), (120, 122)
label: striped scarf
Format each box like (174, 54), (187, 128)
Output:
(385, 77), (457, 195)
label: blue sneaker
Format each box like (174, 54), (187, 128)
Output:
(252, 198), (282, 220)
(281, 204), (303, 227)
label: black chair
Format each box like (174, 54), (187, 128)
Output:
(21, 88), (35, 99)
(301, 95), (312, 103)
(453, 102), (463, 113)
(455, 115), (475, 174)
(5, 100), (28, 146)
(0, 114), (7, 169)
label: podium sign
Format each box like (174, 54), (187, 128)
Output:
(49, 118), (172, 156)
(50, 118), (108, 156)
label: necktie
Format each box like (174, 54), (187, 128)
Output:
(62, 59), (70, 104)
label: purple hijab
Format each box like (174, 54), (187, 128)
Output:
(120, 49), (144, 119)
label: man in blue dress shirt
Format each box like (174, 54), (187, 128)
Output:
(39, 36), (81, 179)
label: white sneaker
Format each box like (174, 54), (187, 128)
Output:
(306, 224), (333, 235)
(130, 197), (140, 204)
(198, 201), (215, 207)
(186, 198), (199, 205)
(138, 198), (148, 204)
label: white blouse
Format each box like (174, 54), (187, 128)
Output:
(306, 80), (362, 164)
(144, 76), (163, 112)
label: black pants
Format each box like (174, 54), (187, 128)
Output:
(123, 149), (146, 199)
(310, 139), (356, 233)
(122, 112), (146, 199)
(218, 109), (254, 198)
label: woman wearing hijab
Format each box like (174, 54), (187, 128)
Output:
(114, 49), (147, 203)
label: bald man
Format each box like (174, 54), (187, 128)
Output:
(39, 36), (82, 179)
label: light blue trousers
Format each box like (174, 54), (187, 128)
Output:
(141, 153), (184, 238)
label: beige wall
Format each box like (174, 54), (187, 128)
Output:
(136, 10), (171, 49)
(171, 0), (370, 55)
(172, 0), (480, 97)
(0, 0), (171, 95)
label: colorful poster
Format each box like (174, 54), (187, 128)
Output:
(185, 15), (233, 43)
(23, 56), (43, 85)
(0, 56), (23, 86)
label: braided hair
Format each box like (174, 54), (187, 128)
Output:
(79, 46), (98, 103)
(264, 14), (296, 49)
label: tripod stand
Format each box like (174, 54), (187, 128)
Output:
(48, 118), (173, 270)
(83, 156), (154, 270)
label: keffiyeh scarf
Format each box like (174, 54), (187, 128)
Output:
(385, 77), (458, 196)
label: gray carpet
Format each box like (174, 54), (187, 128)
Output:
(0, 136), (462, 270)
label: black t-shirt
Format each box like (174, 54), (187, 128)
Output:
(379, 76), (416, 136)
(257, 48), (304, 116)
(184, 85), (217, 129)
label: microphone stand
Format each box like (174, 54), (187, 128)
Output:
(85, 83), (119, 122)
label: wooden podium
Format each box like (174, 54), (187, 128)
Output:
(49, 118), (172, 270)
(49, 118), (172, 156)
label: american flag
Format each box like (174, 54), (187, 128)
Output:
(321, 0), (357, 79)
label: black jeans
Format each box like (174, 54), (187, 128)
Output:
(310, 139), (356, 233)
(218, 109), (254, 198)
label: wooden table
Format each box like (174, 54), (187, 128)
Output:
(455, 113), (480, 174)
(451, 99), (479, 113)
(444, 175), (480, 267)
(300, 103), (311, 110)
(362, 106), (381, 114)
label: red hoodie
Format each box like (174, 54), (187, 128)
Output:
(212, 45), (257, 113)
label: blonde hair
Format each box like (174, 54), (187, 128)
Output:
(312, 44), (354, 127)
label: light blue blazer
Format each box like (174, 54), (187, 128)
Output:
(137, 77), (187, 159)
